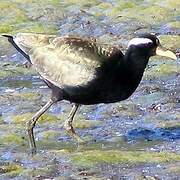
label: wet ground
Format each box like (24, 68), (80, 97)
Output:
(0, 0), (180, 179)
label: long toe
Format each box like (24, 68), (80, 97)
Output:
(64, 123), (85, 143)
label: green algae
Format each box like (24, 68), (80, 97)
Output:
(109, 3), (171, 25)
(74, 119), (102, 129)
(0, 70), (16, 79)
(63, 0), (98, 6)
(0, 164), (24, 178)
(0, 0), (58, 36)
(0, 92), (40, 108)
(0, 65), (35, 79)
(38, 113), (59, 124)
(107, 0), (140, 17)
(12, 113), (59, 124)
(0, 1), (12, 9)
(37, 129), (61, 140)
(145, 62), (178, 79)
(153, 63), (178, 76)
(167, 21), (180, 29)
(116, 1), (136, 11)
(0, 24), (13, 33)
(0, 1), (29, 24)
(0, 133), (26, 146)
(159, 35), (180, 50)
(72, 150), (180, 167)
(140, 6), (171, 23)
(97, 2), (112, 10)
(1, 80), (33, 88)
(12, 22), (58, 34)
(157, 0), (180, 11)
(13, 92), (41, 101)
(44, 0), (61, 6)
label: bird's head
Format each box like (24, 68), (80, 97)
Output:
(127, 33), (177, 60)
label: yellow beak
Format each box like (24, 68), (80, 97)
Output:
(156, 47), (177, 60)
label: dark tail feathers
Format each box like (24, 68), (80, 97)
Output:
(2, 34), (31, 63)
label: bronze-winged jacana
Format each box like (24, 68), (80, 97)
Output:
(2, 33), (177, 152)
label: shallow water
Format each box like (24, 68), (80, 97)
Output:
(0, 0), (180, 179)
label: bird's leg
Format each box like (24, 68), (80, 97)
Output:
(64, 104), (84, 143)
(26, 99), (54, 153)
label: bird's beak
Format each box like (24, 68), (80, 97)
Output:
(156, 46), (177, 60)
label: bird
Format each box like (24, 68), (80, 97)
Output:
(2, 33), (177, 152)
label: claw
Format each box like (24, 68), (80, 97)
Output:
(64, 104), (85, 143)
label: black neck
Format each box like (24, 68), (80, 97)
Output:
(123, 47), (150, 81)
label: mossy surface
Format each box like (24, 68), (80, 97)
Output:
(0, 1), (29, 25)
(0, 64), (35, 79)
(159, 35), (180, 50)
(145, 62), (179, 79)
(13, 92), (41, 101)
(72, 150), (180, 167)
(12, 113), (59, 124)
(0, 164), (24, 178)
(0, 133), (26, 146)
(0, 0), (60, 37)
(74, 119), (102, 129)
(12, 22), (58, 34)
(37, 129), (61, 140)
(0, 24), (13, 33)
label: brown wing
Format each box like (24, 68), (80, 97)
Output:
(13, 33), (123, 88)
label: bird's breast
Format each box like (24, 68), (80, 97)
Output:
(62, 76), (139, 105)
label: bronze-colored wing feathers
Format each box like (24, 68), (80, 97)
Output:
(51, 36), (121, 59)
(11, 33), (123, 88)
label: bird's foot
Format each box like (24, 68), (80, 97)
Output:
(64, 123), (85, 144)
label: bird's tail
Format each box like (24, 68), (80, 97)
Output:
(2, 34), (31, 63)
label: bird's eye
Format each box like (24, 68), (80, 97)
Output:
(156, 38), (160, 45)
